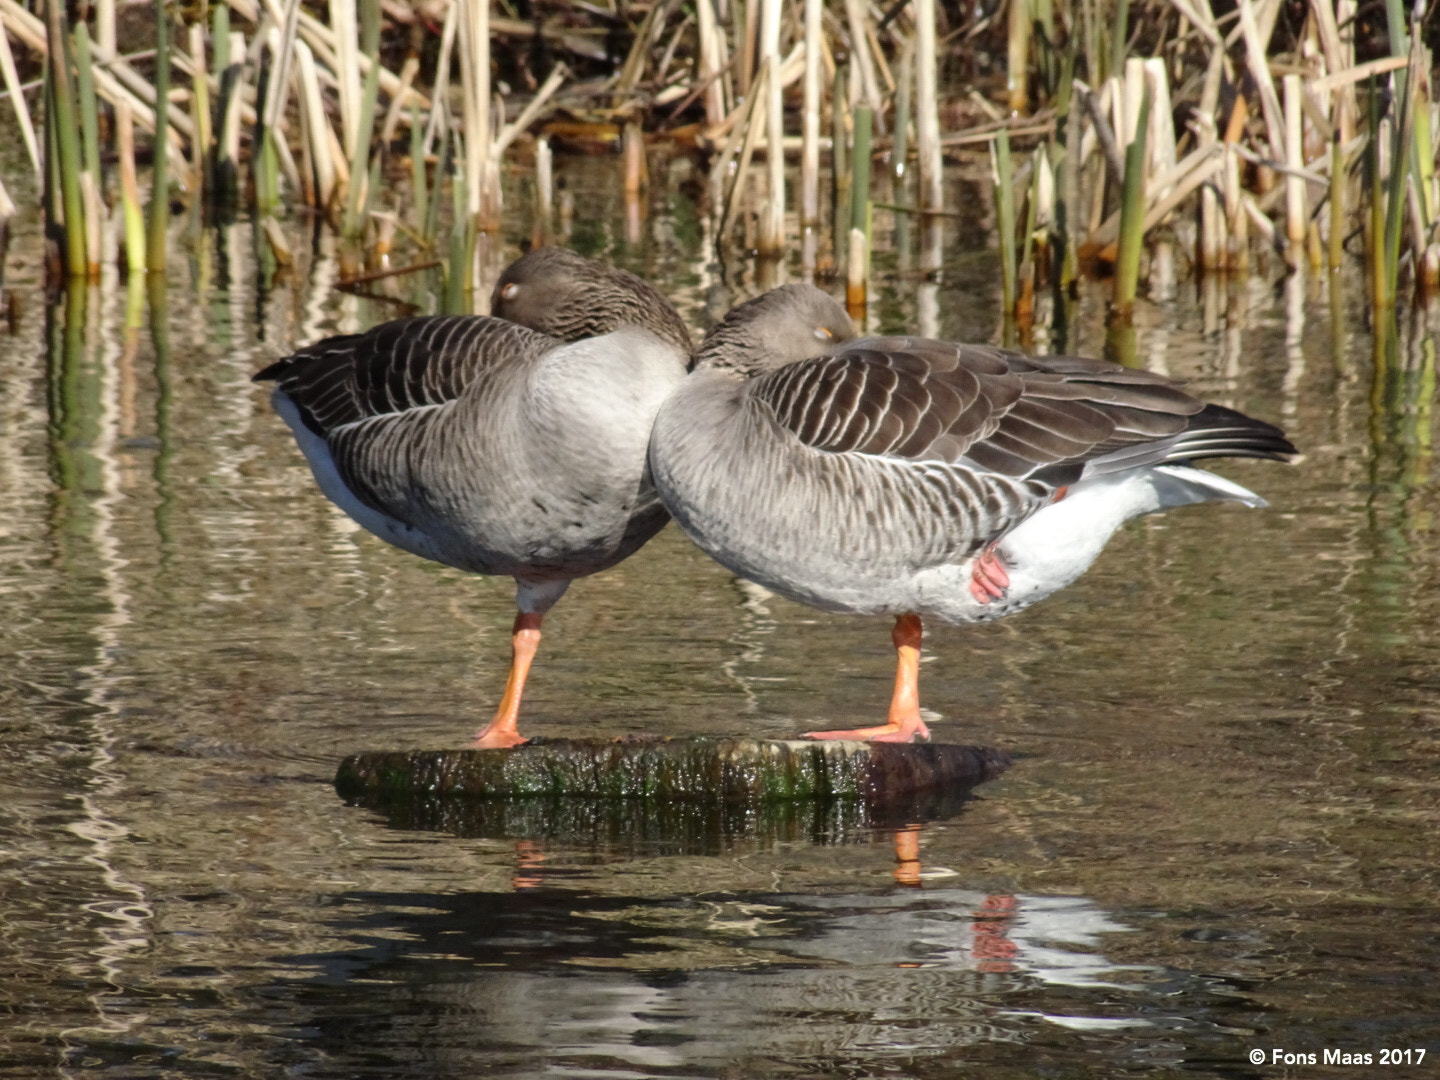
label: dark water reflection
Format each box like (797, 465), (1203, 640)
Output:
(3, 153), (1440, 1078)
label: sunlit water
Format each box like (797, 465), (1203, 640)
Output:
(2, 152), (1439, 1079)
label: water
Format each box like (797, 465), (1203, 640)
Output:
(3, 155), (1439, 1078)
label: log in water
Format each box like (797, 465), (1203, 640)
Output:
(335, 738), (1011, 842)
(336, 738), (1010, 802)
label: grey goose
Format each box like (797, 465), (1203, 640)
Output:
(648, 284), (1298, 742)
(256, 247), (692, 747)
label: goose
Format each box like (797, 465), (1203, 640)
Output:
(648, 284), (1298, 743)
(255, 247), (692, 747)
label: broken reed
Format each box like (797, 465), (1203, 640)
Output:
(3, 0), (1437, 308)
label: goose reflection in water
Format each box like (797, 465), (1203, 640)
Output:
(298, 878), (1151, 1073)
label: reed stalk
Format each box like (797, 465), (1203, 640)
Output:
(844, 0), (882, 116)
(696, 0), (726, 127)
(623, 120), (648, 196)
(214, 31), (245, 212)
(1367, 83), (1387, 308)
(412, 101), (430, 236)
(1112, 85), (1150, 316)
(296, 39), (337, 210)
(445, 161), (472, 314)
(850, 105), (873, 239)
(422, 0), (457, 158)
(343, 0), (383, 239)
(914, 0), (942, 212)
(1283, 73), (1306, 260)
(993, 129), (1016, 313)
(425, 130), (450, 244)
(832, 66), (849, 255)
(43, 68), (58, 257)
(801, 0), (821, 228)
(254, 59), (281, 217)
(738, 0), (756, 98)
(96, 0), (115, 56)
(117, 99), (146, 273)
(380, 56), (420, 145)
(1108, 0), (1129, 86)
(758, 0), (785, 253)
(332, 0), (361, 157)
(43, 0), (86, 277)
(719, 61), (769, 240)
(458, 0), (497, 230)
(847, 226), (866, 312)
(0, 17), (39, 178)
(146, 0), (170, 271)
(1008, 0), (1030, 114)
(892, 40), (912, 181)
(73, 23), (102, 276)
(188, 25), (211, 200)
(1328, 133), (1345, 271)
(1057, 49), (1080, 289)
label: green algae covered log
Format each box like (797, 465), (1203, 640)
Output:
(334, 738), (1012, 843)
(334, 738), (1010, 804)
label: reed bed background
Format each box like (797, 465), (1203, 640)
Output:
(0, 0), (1437, 325)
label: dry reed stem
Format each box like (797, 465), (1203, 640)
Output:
(1235, 0), (1285, 160)
(0, 20), (38, 177)
(800, 0), (821, 228)
(493, 64), (568, 156)
(697, 0), (728, 127)
(759, 0), (785, 252)
(296, 39), (337, 208)
(914, 0), (941, 212)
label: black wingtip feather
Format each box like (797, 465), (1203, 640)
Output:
(1171, 404), (1301, 464)
(252, 358), (289, 383)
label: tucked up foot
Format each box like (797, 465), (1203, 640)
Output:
(968, 544), (1010, 604)
(468, 611), (543, 749)
(802, 613), (932, 743)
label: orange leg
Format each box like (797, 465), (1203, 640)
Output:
(893, 824), (922, 887)
(803, 613), (932, 743)
(470, 611), (543, 748)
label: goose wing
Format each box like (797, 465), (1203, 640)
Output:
(750, 338), (1294, 486)
(255, 316), (559, 528)
(254, 315), (556, 438)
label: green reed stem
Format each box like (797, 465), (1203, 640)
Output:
(410, 101), (428, 237)
(45, 1), (86, 276)
(1112, 84), (1150, 316)
(850, 105), (872, 235)
(1367, 82), (1388, 308)
(343, 0), (383, 239)
(994, 129), (1016, 313)
(146, 0), (171, 271)
(1108, 0), (1129, 86)
(73, 25), (101, 196)
(1329, 133), (1344, 272)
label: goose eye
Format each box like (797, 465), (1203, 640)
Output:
(813, 326), (833, 341)
(501, 283), (520, 301)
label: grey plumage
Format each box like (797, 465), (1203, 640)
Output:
(255, 247), (693, 744)
(649, 284), (1298, 626)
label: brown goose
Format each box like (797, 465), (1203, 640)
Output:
(256, 248), (692, 747)
(648, 284), (1298, 742)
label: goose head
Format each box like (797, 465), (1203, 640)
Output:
(491, 246), (693, 355)
(696, 284), (857, 377)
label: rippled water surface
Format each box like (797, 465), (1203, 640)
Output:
(3, 156), (1439, 1079)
